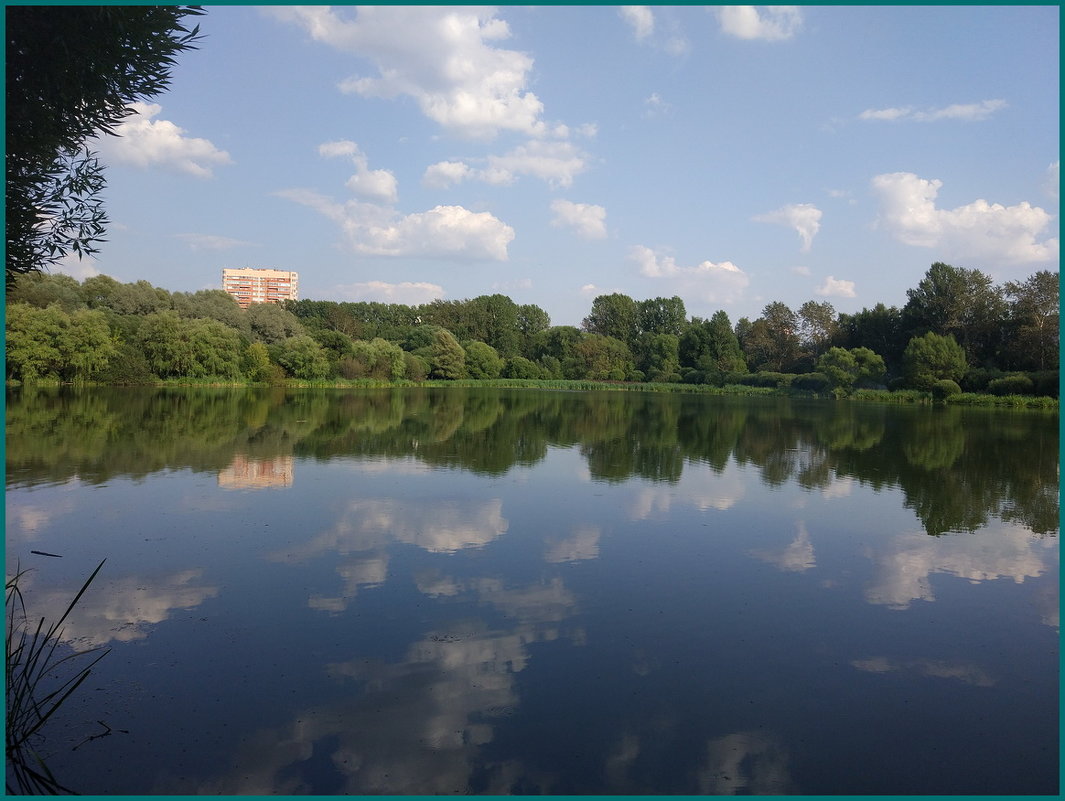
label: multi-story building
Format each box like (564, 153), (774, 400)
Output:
(221, 267), (299, 309)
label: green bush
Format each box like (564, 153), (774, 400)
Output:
(960, 367), (1003, 393)
(1028, 370), (1059, 398)
(931, 379), (962, 401)
(987, 374), (1034, 396)
(792, 372), (831, 392)
(502, 356), (545, 379)
(738, 371), (793, 388)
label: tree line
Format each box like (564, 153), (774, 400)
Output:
(4, 262), (1058, 397)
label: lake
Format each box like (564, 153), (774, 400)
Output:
(4, 385), (1059, 795)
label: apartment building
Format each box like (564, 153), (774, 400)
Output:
(221, 267), (299, 309)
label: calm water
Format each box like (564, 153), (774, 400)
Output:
(5, 386), (1059, 795)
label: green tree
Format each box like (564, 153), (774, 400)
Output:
(757, 301), (802, 371)
(834, 303), (906, 374)
(242, 342), (275, 383)
(427, 328), (466, 379)
(271, 335), (330, 380)
(464, 341), (503, 379)
(564, 334), (635, 380)
(636, 333), (681, 382)
(6, 272), (86, 311)
(902, 332), (968, 390)
(582, 293), (638, 347)
(502, 356), (545, 379)
(798, 300), (837, 362)
(6, 6), (205, 283)
(818, 346), (886, 391)
(636, 296), (686, 338)
(1002, 270), (1059, 371)
(516, 303), (551, 356)
(171, 289), (251, 338)
(903, 262), (1006, 367)
(247, 302), (305, 344)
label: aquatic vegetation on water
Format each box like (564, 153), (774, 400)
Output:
(6, 560), (108, 795)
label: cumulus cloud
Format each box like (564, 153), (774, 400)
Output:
(716, 6), (802, 41)
(1045, 161), (1059, 201)
(816, 276), (856, 298)
(93, 102), (232, 178)
(550, 199), (607, 239)
(423, 140), (588, 189)
(276, 189), (515, 261)
(871, 172), (1058, 265)
(753, 203), (822, 251)
(334, 281), (445, 305)
(273, 6), (547, 139)
(48, 251), (101, 281)
(630, 245), (750, 304)
(619, 6), (654, 41)
(319, 140), (398, 203)
(859, 99), (1006, 123)
(175, 233), (256, 251)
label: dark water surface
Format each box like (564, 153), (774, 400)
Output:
(5, 386), (1059, 794)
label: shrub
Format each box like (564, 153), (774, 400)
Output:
(960, 367), (1003, 393)
(987, 374), (1034, 396)
(1028, 370), (1059, 398)
(792, 372), (831, 392)
(931, 379), (962, 401)
(739, 371), (793, 388)
(502, 356), (544, 379)
(403, 352), (429, 381)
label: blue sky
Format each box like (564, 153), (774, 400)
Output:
(65, 5), (1059, 327)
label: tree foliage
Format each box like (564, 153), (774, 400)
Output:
(902, 332), (968, 390)
(6, 6), (205, 283)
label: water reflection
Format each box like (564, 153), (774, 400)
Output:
(7, 386), (1056, 540)
(864, 522), (1056, 610)
(218, 454), (294, 489)
(4, 386), (1058, 795)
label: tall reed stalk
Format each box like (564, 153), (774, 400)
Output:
(6, 560), (109, 795)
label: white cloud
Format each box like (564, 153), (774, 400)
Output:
(859, 99), (1006, 123)
(550, 199), (607, 239)
(424, 140), (588, 189)
(1045, 161), (1059, 201)
(276, 189), (515, 261)
(630, 245), (750, 304)
(319, 140), (398, 203)
(579, 283), (599, 295)
(619, 6), (654, 41)
(491, 277), (532, 292)
(790, 265), (811, 276)
(48, 251), (101, 281)
(175, 233), (256, 251)
(716, 6), (802, 41)
(334, 281), (445, 305)
(93, 102), (232, 178)
(753, 203), (822, 251)
(815, 275), (856, 298)
(422, 160), (473, 189)
(871, 172), (1058, 265)
(643, 92), (672, 118)
(273, 6), (547, 139)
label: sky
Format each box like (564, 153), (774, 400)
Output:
(58, 5), (1060, 328)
